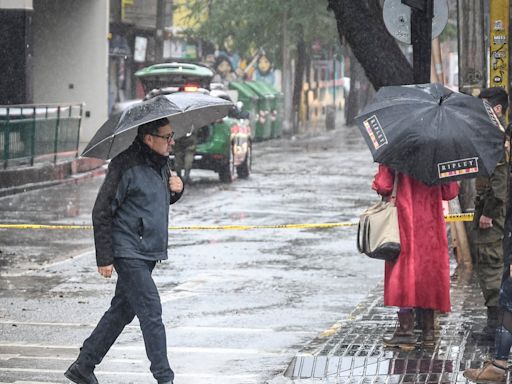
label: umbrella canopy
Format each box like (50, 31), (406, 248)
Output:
(82, 92), (233, 160)
(355, 83), (505, 185)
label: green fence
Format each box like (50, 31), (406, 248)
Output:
(0, 104), (83, 168)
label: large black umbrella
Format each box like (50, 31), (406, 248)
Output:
(82, 92), (233, 160)
(354, 83), (505, 185)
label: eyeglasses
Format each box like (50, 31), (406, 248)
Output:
(150, 131), (175, 142)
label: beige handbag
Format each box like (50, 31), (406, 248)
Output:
(357, 173), (401, 261)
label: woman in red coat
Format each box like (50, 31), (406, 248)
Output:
(372, 164), (460, 349)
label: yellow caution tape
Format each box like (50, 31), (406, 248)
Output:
(0, 213), (474, 230)
(444, 213), (474, 223)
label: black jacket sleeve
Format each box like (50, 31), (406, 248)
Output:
(92, 159), (126, 267)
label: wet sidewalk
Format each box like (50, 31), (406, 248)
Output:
(279, 267), (501, 383)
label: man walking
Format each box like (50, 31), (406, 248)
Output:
(472, 87), (509, 342)
(65, 117), (183, 384)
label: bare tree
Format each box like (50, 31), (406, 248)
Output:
(327, 0), (413, 90)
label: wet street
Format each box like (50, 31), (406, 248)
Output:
(0, 124), (384, 384)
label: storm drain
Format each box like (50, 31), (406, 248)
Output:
(286, 354), (458, 382)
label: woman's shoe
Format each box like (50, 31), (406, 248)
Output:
(383, 311), (416, 350)
(422, 309), (435, 348)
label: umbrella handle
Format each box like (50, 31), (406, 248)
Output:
(166, 162), (178, 197)
(166, 161), (176, 177)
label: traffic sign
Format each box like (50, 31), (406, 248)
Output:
(383, 0), (448, 44)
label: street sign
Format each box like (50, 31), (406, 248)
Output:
(383, 0), (448, 44)
(489, 0), (509, 89)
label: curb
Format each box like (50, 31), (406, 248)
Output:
(0, 162), (106, 198)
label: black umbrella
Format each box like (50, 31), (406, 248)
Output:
(82, 92), (233, 160)
(354, 83), (505, 185)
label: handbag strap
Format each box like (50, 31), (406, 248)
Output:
(390, 171), (398, 205)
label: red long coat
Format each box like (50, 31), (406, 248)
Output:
(372, 164), (460, 312)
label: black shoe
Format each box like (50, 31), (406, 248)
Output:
(64, 362), (99, 384)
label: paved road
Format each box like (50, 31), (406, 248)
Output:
(0, 124), (384, 384)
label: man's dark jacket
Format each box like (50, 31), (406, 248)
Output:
(92, 138), (183, 267)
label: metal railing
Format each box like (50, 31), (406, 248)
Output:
(0, 103), (83, 169)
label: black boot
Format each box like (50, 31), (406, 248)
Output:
(414, 308), (424, 330)
(64, 361), (99, 384)
(472, 306), (499, 342)
(422, 309), (435, 347)
(383, 310), (417, 350)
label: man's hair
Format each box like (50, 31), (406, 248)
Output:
(137, 118), (170, 140)
(479, 87), (509, 112)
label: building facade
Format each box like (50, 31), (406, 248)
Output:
(0, 0), (109, 143)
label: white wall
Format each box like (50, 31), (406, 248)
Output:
(32, 0), (108, 143)
(0, 0), (32, 9)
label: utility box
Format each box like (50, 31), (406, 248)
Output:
(258, 82), (283, 138)
(245, 81), (273, 140)
(228, 81), (259, 138)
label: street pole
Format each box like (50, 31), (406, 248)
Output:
(402, 0), (434, 83)
(332, 52), (336, 109)
(155, 0), (166, 62)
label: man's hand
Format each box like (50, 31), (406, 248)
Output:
(169, 171), (184, 193)
(479, 215), (493, 229)
(98, 264), (114, 278)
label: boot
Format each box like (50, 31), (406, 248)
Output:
(383, 311), (416, 350)
(463, 360), (507, 383)
(414, 308), (424, 330)
(472, 306), (500, 342)
(422, 309), (435, 347)
(64, 361), (99, 384)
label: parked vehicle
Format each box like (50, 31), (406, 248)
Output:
(132, 62), (252, 182)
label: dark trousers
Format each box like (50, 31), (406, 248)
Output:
(476, 240), (504, 308)
(77, 258), (173, 383)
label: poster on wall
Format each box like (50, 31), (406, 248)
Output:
(134, 36), (148, 63)
(489, 0), (509, 90)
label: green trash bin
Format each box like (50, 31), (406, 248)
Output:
(245, 81), (273, 140)
(258, 82), (283, 138)
(228, 81), (260, 139)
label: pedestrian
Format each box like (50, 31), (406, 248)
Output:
(463, 90), (511, 384)
(173, 130), (198, 184)
(372, 164), (459, 349)
(471, 87), (509, 342)
(64, 117), (183, 384)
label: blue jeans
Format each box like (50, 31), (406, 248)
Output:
(77, 258), (173, 383)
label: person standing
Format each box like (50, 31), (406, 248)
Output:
(372, 165), (459, 349)
(64, 118), (183, 384)
(471, 87), (509, 342)
(173, 130), (198, 184)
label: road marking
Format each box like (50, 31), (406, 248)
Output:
(0, 354), (19, 360)
(0, 343), (290, 356)
(0, 355), (143, 363)
(0, 320), (314, 334)
(0, 249), (94, 277)
(1, 381), (63, 384)
(0, 320), (137, 328)
(0, 367), (259, 379)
